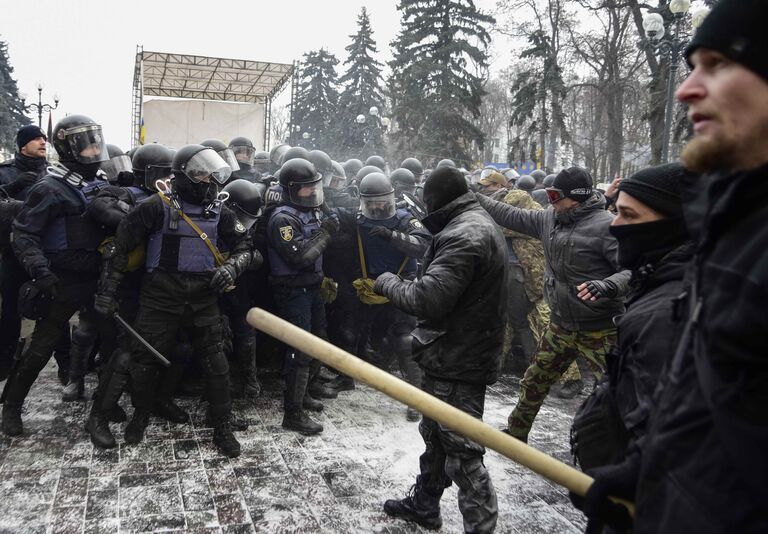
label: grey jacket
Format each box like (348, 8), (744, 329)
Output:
(477, 192), (629, 331)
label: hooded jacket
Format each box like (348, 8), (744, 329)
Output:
(476, 193), (629, 331)
(374, 193), (507, 385)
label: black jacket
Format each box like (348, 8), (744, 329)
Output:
(374, 193), (508, 385)
(634, 164), (768, 533)
(0, 154), (47, 200)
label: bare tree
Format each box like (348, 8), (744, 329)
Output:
(269, 104), (290, 147)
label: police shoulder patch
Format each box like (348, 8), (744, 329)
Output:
(279, 226), (293, 241)
(410, 219), (423, 228)
(235, 221), (246, 233)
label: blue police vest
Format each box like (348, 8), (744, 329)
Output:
(145, 198), (221, 273)
(358, 208), (417, 276)
(41, 176), (109, 255)
(125, 186), (150, 205)
(267, 205), (323, 277)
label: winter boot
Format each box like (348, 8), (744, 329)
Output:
(1, 403), (23, 436)
(326, 374), (355, 392)
(104, 405), (127, 423)
(302, 392), (324, 412)
(282, 367), (323, 435)
(62, 324), (96, 401)
(153, 363), (189, 424)
(213, 421), (241, 458)
(124, 409), (151, 444)
(85, 405), (116, 449)
(230, 337), (261, 399)
(383, 484), (443, 530)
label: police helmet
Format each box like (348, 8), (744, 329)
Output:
(543, 174), (556, 187)
(132, 143), (174, 191)
(342, 159), (364, 180)
(278, 158), (323, 208)
(400, 157), (423, 178)
(436, 158), (456, 169)
(229, 136), (255, 166)
(356, 165), (381, 183)
(390, 168), (417, 198)
(269, 143), (290, 166)
(101, 144), (132, 183)
(201, 138), (240, 172)
(173, 144), (232, 184)
(222, 179), (263, 229)
(330, 160), (347, 189)
(359, 172), (395, 220)
(516, 175), (536, 192)
(308, 150), (334, 186)
(52, 114), (108, 164)
(365, 155), (386, 172)
(530, 169), (547, 184)
(280, 146), (310, 165)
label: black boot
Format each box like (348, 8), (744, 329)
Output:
(383, 484), (443, 530)
(303, 392), (324, 412)
(62, 325), (95, 402)
(230, 337), (261, 399)
(103, 405), (127, 423)
(1, 403), (23, 436)
(282, 368), (323, 435)
(213, 421), (241, 458)
(326, 374), (355, 392)
(124, 409), (151, 444)
(85, 406), (116, 449)
(153, 363), (189, 424)
(92, 349), (131, 423)
(308, 378), (339, 399)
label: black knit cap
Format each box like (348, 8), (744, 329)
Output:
(618, 163), (690, 218)
(685, 0), (768, 83)
(16, 125), (47, 151)
(552, 167), (593, 202)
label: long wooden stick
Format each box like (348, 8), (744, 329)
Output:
(246, 307), (634, 513)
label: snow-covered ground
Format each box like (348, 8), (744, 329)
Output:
(0, 362), (587, 534)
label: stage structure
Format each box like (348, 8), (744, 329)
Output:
(131, 46), (293, 150)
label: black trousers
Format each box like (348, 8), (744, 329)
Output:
(417, 375), (498, 534)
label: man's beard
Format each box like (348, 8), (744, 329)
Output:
(681, 132), (738, 174)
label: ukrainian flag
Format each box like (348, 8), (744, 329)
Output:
(139, 118), (146, 145)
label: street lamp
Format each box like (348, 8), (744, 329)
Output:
(642, 1), (693, 163)
(23, 83), (59, 128)
(356, 114), (366, 124)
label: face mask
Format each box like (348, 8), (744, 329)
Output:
(609, 216), (689, 270)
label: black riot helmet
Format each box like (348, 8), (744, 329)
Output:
(278, 158), (323, 208)
(308, 149), (334, 186)
(436, 158), (456, 169)
(280, 146), (310, 165)
(390, 168), (417, 198)
(343, 159), (363, 180)
(52, 114), (108, 164)
(269, 143), (290, 166)
(222, 179), (263, 230)
(253, 151), (270, 173)
(201, 138), (240, 172)
(330, 160), (347, 190)
(101, 144), (132, 184)
(365, 155), (386, 172)
(543, 174), (556, 187)
(530, 169), (547, 184)
(172, 144), (232, 184)
(516, 175), (536, 192)
(400, 157), (423, 180)
(228, 136), (255, 166)
(132, 143), (174, 191)
(359, 172), (396, 220)
(356, 164), (381, 183)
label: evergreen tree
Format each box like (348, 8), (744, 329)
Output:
(338, 7), (387, 160)
(0, 38), (31, 155)
(292, 49), (340, 155)
(388, 0), (494, 166)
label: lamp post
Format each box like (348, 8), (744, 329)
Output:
(642, 0), (694, 163)
(355, 107), (389, 159)
(23, 83), (59, 128)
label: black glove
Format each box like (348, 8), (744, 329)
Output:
(581, 279), (618, 300)
(210, 263), (237, 293)
(321, 213), (341, 235)
(368, 226), (393, 241)
(2, 172), (38, 197)
(94, 291), (118, 316)
(32, 273), (59, 297)
(569, 477), (633, 534)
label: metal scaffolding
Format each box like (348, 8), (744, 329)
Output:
(131, 48), (294, 149)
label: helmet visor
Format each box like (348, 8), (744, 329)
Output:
(66, 125), (108, 163)
(289, 179), (324, 208)
(145, 164), (172, 190)
(218, 148), (241, 172)
(233, 204), (262, 230)
(231, 145), (255, 166)
(361, 193), (396, 220)
(101, 155), (132, 181)
(185, 149), (232, 184)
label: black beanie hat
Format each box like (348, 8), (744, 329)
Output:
(423, 166), (468, 213)
(618, 163), (691, 218)
(685, 0), (768, 83)
(552, 167), (593, 202)
(16, 125), (47, 151)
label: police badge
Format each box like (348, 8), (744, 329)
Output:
(279, 226), (293, 241)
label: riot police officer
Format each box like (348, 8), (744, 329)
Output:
(329, 172), (430, 421)
(94, 144), (254, 457)
(400, 157), (424, 184)
(2, 115), (111, 436)
(201, 139), (240, 176)
(342, 159), (363, 182)
(266, 158), (339, 435)
(390, 168), (418, 200)
(365, 155), (387, 173)
(252, 151), (270, 177)
(101, 144), (133, 186)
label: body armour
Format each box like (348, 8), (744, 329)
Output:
(125, 186), (151, 205)
(358, 208), (417, 276)
(145, 198), (221, 273)
(268, 205), (323, 278)
(41, 175), (109, 256)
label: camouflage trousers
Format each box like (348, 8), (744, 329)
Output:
(506, 322), (616, 441)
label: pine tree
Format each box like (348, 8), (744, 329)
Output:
(0, 38), (31, 156)
(388, 0), (494, 167)
(292, 49), (340, 155)
(338, 7), (387, 160)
